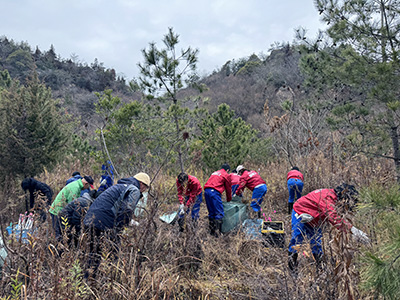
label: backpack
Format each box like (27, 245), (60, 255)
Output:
(111, 184), (140, 224)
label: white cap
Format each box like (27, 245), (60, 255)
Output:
(236, 165), (245, 173)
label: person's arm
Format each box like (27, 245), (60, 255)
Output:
(177, 181), (184, 204)
(236, 175), (247, 195)
(225, 176), (232, 202)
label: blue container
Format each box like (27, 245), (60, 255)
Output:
(6, 226), (30, 243)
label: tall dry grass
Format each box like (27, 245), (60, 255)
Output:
(0, 153), (396, 299)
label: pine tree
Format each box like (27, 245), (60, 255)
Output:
(301, 0), (400, 181)
(137, 28), (200, 173)
(198, 103), (257, 171)
(0, 72), (69, 178)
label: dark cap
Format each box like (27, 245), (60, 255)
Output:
(221, 163), (230, 171)
(72, 171), (81, 177)
(83, 175), (94, 189)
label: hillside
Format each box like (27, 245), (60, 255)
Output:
(0, 36), (305, 134)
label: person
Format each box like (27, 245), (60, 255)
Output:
(66, 171), (82, 185)
(55, 189), (98, 248)
(66, 171), (90, 196)
(235, 165), (267, 217)
(204, 164), (232, 236)
(176, 172), (203, 232)
(287, 166), (304, 214)
(287, 183), (370, 273)
(83, 172), (150, 278)
(229, 170), (241, 196)
(49, 175), (94, 231)
(21, 178), (53, 210)
(97, 161), (114, 194)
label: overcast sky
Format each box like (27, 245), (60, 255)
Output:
(2, 0), (325, 79)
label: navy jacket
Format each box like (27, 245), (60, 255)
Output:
(60, 193), (95, 228)
(21, 178), (53, 208)
(84, 177), (141, 230)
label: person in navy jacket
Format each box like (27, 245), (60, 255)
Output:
(55, 189), (98, 247)
(83, 172), (150, 278)
(21, 177), (53, 211)
(204, 164), (232, 236)
(287, 166), (304, 214)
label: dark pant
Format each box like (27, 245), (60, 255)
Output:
(84, 226), (120, 279)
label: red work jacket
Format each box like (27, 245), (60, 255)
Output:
(204, 169), (232, 202)
(176, 175), (202, 206)
(229, 173), (241, 186)
(236, 170), (266, 195)
(293, 189), (351, 231)
(287, 170), (304, 182)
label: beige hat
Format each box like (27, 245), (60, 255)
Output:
(134, 172), (151, 186)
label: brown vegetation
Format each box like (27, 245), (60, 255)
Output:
(0, 152), (395, 299)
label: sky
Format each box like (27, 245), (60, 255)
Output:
(2, 0), (325, 80)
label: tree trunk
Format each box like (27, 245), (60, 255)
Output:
(390, 126), (400, 183)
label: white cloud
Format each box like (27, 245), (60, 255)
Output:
(2, 0), (325, 79)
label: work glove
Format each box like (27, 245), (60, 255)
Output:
(351, 226), (370, 244)
(295, 212), (314, 223)
(100, 178), (107, 186)
(130, 219), (140, 226)
(178, 204), (185, 216)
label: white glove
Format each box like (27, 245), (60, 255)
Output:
(130, 219), (140, 226)
(351, 226), (370, 244)
(100, 179), (107, 186)
(295, 212), (314, 223)
(178, 204), (185, 216)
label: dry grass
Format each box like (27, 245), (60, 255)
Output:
(0, 153), (396, 299)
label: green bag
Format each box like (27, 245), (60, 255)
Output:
(221, 201), (248, 233)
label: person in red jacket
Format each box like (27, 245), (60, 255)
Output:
(287, 166), (304, 214)
(176, 173), (203, 232)
(229, 170), (241, 196)
(204, 164), (232, 236)
(288, 184), (370, 273)
(236, 165), (267, 217)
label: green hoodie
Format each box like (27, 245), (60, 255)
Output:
(49, 179), (84, 216)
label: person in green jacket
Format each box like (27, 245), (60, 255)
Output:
(50, 176), (94, 231)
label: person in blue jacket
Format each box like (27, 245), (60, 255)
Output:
(97, 161), (114, 194)
(83, 172), (150, 278)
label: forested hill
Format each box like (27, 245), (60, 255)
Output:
(0, 36), (305, 132)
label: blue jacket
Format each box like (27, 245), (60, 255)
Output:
(83, 177), (141, 230)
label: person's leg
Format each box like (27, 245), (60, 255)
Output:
(205, 189), (223, 237)
(307, 226), (323, 270)
(287, 179), (296, 214)
(251, 184), (267, 213)
(205, 189), (216, 236)
(191, 192), (203, 221)
(294, 180), (304, 202)
(288, 210), (305, 273)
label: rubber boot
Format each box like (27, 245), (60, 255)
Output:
(209, 218), (217, 237)
(178, 217), (185, 232)
(216, 219), (223, 237)
(288, 251), (298, 277)
(288, 202), (294, 215)
(313, 252), (323, 272)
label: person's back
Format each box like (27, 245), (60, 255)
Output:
(21, 177), (53, 209)
(84, 177), (140, 230)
